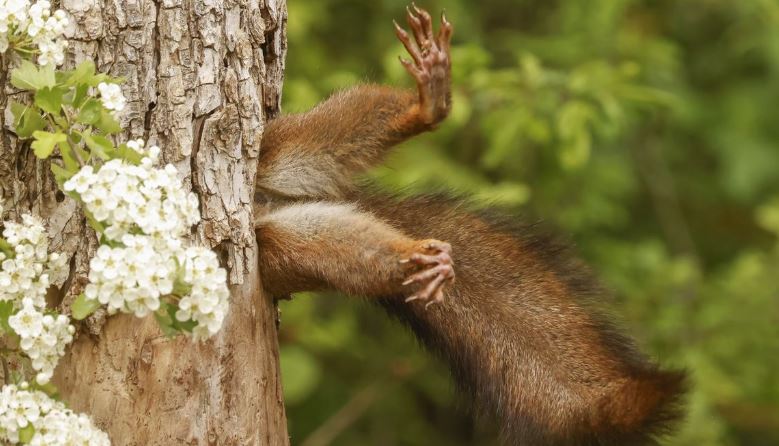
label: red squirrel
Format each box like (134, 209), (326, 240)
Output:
(254, 6), (686, 445)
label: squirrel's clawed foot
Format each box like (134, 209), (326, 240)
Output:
(401, 239), (455, 308)
(394, 4), (453, 126)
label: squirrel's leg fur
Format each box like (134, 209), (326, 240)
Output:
(360, 193), (686, 445)
(255, 201), (454, 304)
(257, 86), (421, 200)
(256, 9), (452, 200)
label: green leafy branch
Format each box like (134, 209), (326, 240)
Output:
(9, 60), (132, 187)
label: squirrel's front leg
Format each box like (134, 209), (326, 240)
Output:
(255, 202), (454, 307)
(257, 6), (453, 201)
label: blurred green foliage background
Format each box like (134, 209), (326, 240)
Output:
(276, 0), (779, 444)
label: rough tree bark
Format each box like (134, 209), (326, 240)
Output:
(0, 0), (290, 444)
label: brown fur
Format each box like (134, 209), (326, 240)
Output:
(256, 86), (425, 200)
(364, 193), (686, 445)
(254, 8), (685, 444)
(255, 201), (423, 297)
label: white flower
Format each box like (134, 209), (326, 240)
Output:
(175, 246), (230, 340)
(97, 82), (126, 112)
(0, 210), (76, 383)
(63, 165), (96, 194)
(58, 143), (231, 340)
(0, 0), (69, 65)
(8, 302), (43, 338)
(36, 39), (67, 66)
(147, 145), (161, 161)
(125, 138), (145, 153)
(9, 302), (74, 384)
(80, 182), (107, 205)
(74, 154), (198, 240)
(3, 0), (29, 25)
(0, 213), (64, 308)
(0, 384), (111, 445)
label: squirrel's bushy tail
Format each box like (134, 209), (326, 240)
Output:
(364, 193), (687, 445)
(595, 368), (686, 444)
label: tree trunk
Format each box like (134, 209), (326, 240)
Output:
(0, 0), (290, 444)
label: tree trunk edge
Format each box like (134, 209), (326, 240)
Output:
(0, 0), (290, 444)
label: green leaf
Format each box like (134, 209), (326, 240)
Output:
(559, 132), (591, 170)
(10, 101), (26, 123)
(75, 145), (90, 165)
(115, 143), (144, 164)
(153, 301), (202, 337)
(52, 114), (68, 129)
(7, 370), (23, 385)
(82, 132), (115, 160)
(0, 300), (13, 333)
(166, 303), (197, 333)
(34, 86), (66, 115)
(30, 381), (60, 399)
(30, 131), (67, 159)
(10, 102), (47, 139)
(172, 278), (193, 297)
(77, 99), (102, 125)
(0, 237), (13, 258)
(17, 111), (47, 139)
(40, 64), (56, 88)
(18, 424), (35, 444)
(177, 318), (198, 333)
(31, 130), (66, 158)
(65, 60), (97, 86)
(90, 72), (111, 87)
(11, 60), (55, 91)
(94, 109), (122, 135)
(83, 210), (105, 233)
(50, 163), (74, 187)
(0, 238), (12, 259)
(59, 140), (80, 172)
(71, 293), (101, 320)
(154, 304), (179, 338)
(65, 83), (90, 108)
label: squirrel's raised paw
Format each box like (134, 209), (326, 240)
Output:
(400, 239), (455, 308)
(394, 4), (453, 126)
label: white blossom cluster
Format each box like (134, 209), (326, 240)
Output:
(83, 236), (173, 317)
(0, 0), (68, 66)
(97, 82), (126, 113)
(177, 247), (229, 340)
(67, 140), (230, 340)
(0, 383), (110, 445)
(63, 144), (199, 242)
(0, 212), (73, 384)
(0, 213), (68, 308)
(9, 300), (75, 384)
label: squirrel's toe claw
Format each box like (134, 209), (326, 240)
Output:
(402, 238), (455, 307)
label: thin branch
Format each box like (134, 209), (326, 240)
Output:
(632, 129), (700, 264)
(300, 383), (383, 446)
